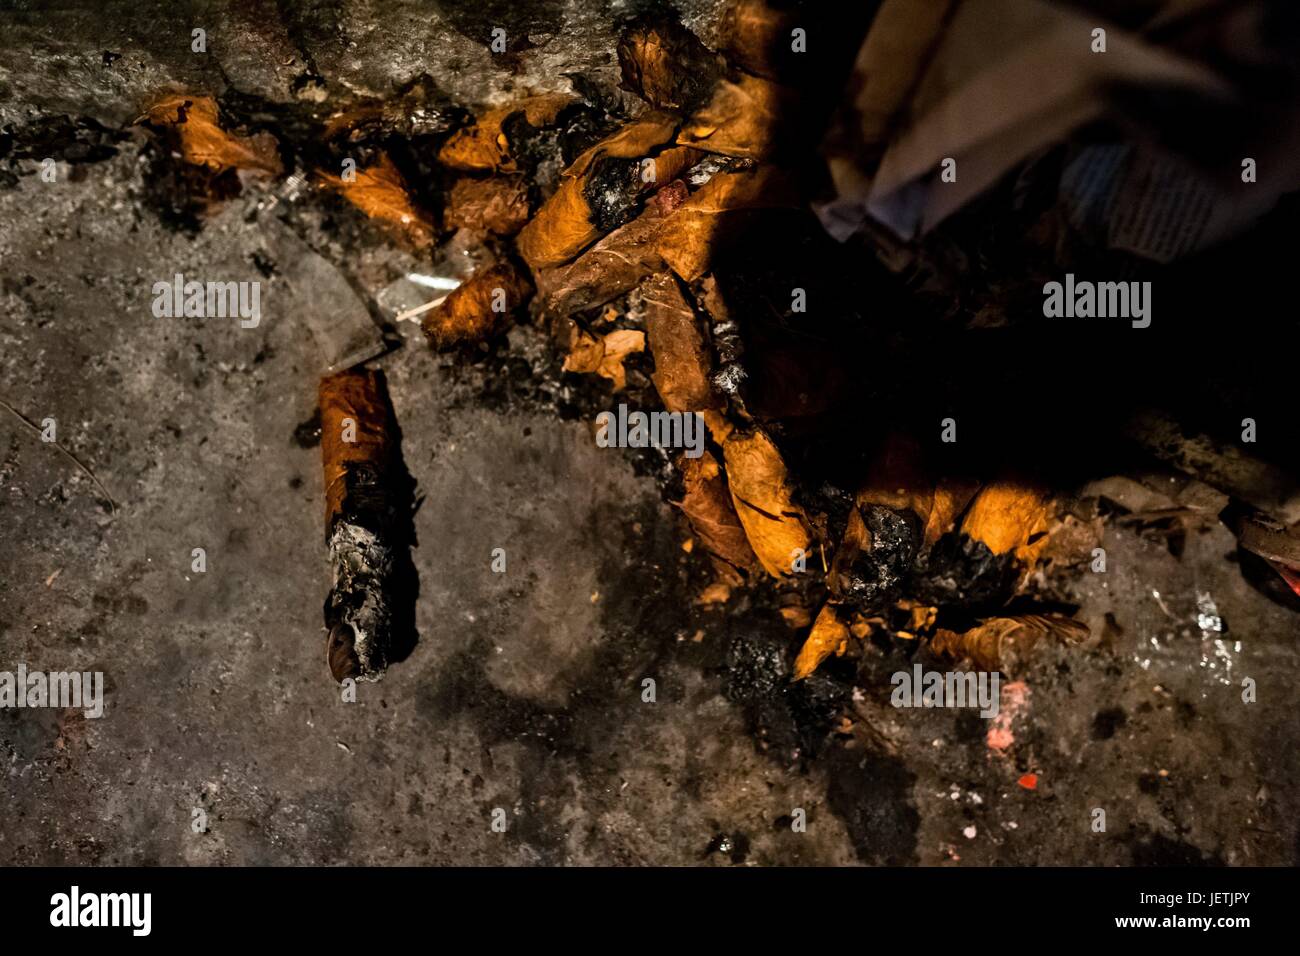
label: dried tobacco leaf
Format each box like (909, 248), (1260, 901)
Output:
(829, 503), (917, 609)
(718, 0), (801, 80)
(639, 272), (717, 414)
(793, 603), (851, 680)
(719, 0), (874, 86)
(914, 482), (1055, 608)
(562, 323), (608, 374)
(695, 581), (733, 605)
(926, 480), (982, 547)
(535, 204), (671, 316)
(857, 435), (980, 548)
(904, 602), (938, 634)
(319, 153), (435, 247)
(437, 94), (574, 172)
(676, 73), (797, 160)
(617, 12), (723, 111)
(444, 176), (531, 236)
(960, 482), (1052, 565)
(646, 146), (707, 188)
(141, 94), (283, 177)
(656, 165), (801, 281)
(516, 114), (681, 270)
(702, 409), (736, 446)
(675, 449), (761, 587)
(421, 262), (531, 350)
(321, 369), (393, 529)
(849, 612), (877, 640)
(562, 327), (646, 391)
(722, 428), (812, 578)
(931, 615), (1090, 675)
(780, 600), (814, 628)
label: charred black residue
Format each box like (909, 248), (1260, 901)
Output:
(504, 100), (616, 201)
(250, 250), (277, 279)
(725, 627), (788, 704)
(724, 621), (849, 765)
(0, 114), (127, 177)
(583, 155), (644, 233)
(838, 505), (918, 610)
(292, 407), (322, 448)
(138, 136), (240, 234)
(824, 745), (920, 865)
(913, 532), (1020, 611)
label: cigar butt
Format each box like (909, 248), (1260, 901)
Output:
(320, 368), (402, 683)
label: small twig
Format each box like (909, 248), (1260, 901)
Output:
(0, 398), (116, 514)
(394, 294), (449, 323)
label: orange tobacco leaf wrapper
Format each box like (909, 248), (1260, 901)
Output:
(905, 603), (938, 634)
(516, 114), (681, 271)
(960, 482), (1052, 563)
(647, 145), (705, 186)
(536, 205), (671, 316)
(675, 450), (760, 585)
(780, 602), (814, 628)
(719, 0), (873, 86)
(926, 480), (982, 547)
(676, 73), (797, 160)
(639, 272), (716, 414)
(857, 434), (979, 548)
(617, 12), (723, 111)
(697, 580), (735, 605)
(319, 153), (434, 247)
(445, 176), (531, 236)
(719, 0), (801, 80)
(656, 165), (801, 281)
(141, 94), (283, 176)
(931, 615), (1090, 675)
(319, 369), (393, 530)
(722, 428), (812, 578)
(437, 94), (574, 172)
(562, 328), (646, 391)
(793, 604), (851, 680)
(422, 262), (531, 350)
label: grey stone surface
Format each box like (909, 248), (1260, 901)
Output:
(0, 0), (725, 128)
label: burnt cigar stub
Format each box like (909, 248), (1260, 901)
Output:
(320, 368), (402, 683)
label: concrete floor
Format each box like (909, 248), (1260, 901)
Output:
(2, 144), (1297, 867)
(2, 2), (1298, 867)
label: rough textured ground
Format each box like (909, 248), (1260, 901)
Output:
(2, 2), (1298, 867)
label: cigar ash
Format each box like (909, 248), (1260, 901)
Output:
(326, 509), (400, 682)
